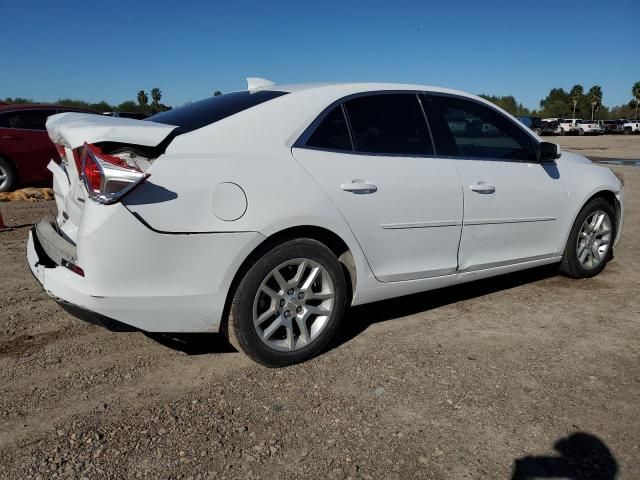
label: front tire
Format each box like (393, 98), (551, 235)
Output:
(225, 239), (347, 367)
(560, 198), (615, 278)
(578, 128), (585, 136)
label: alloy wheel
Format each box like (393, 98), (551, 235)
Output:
(253, 258), (335, 352)
(576, 210), (612, 270)
(0, 165), (8, 191)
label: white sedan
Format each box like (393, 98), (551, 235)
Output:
(28, 79), (624, 367)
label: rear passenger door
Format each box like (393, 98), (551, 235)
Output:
(293, 93), (463, 282)
(423, 94), (567, 272)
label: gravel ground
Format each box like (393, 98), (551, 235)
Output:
(1, 154), (639, 479)
(554, 134), (640, 160)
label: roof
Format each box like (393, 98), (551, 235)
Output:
(262, 81), (473, 98)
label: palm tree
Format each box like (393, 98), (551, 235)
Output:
(569, 85), (583, 118)
(633, 81), (640, 119)
(587, 85), (603, 120)
(137, 90), (148, 107)
(151, 88), (162, 107)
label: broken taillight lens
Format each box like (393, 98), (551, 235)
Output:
(80, 143), (149, 204)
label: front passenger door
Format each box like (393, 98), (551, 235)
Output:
(423, 94), (567, 272)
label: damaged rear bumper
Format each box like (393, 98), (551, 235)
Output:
(27, 205), (265, 333)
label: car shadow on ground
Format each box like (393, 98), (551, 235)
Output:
(142, 263), (560, 356)
(511, 432), (618, 480)
(327, 263), (559, 352)
(58, 302), (236, 354)
(144, 332), (236, 355)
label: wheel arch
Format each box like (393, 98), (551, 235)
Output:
(583, 189), (622, 243)
(221, 225), (358, 333)
(563, 189), (621, 252)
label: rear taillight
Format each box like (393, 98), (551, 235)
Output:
(72, 149), (83, 173)
(80, 143), (149, 204)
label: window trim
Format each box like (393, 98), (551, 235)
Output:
(295, 90), (544, 163)
(295, 90), (436, 158)
(422, 92), (541, 163)
(301, 103), (355, 153)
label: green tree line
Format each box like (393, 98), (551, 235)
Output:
(481, 81), (640, 119)
(2, 87), (174, 115)
(4, 82), (639, 119)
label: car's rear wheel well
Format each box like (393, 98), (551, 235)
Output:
(221, 226), (356, 334)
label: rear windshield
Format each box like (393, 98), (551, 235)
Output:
(148, 90), (288, 134)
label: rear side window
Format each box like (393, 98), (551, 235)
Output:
(344, 94), (433, 155)
(306, 106), (352, 151)
(148, 90), (288, 134)
(0, 109), (54, 130)
(423, 95), (535, 161)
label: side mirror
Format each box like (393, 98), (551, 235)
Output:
(539, 142), (561, 162)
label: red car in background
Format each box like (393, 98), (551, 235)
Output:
(0, 104), (97, 192)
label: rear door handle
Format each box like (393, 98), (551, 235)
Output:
(470, 183), (496, 194)
(341, 180), (378, 194)
(2, 135), (19, 140)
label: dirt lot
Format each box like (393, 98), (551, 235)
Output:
(554, 134), (640, 160)
(1, 142), (639, 479)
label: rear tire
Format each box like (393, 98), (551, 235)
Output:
(534, 128), (542, 136)
(578, 128), (585, 136)
(559, 198), (615, 279)
(224, 239), (347, 367)
(0, 157), (17, 193)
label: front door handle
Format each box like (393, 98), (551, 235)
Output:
(470, 183), (496, 194)
(341, 180), (378, 194)
(2, 135), (19, 140)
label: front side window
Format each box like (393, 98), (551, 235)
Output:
(423, 95), (535, 161)
(306, 105), (352, 151)
(343, 94), (434, 155)
(0, 109), (53, 130)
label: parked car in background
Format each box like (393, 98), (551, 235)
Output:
(518, 117), (561, 136)
(612, 119), (628, 134)
(623, 120), (640, 134)
(28, 80), (624, 367)
(518, 116), (543, 135)
(562, 118), (584, 135)
(541, 119), (561, 135)
(0, 104), (97, 192)
(102, 111), (150, 120)
(544, 118), (578, 135)
(603, 120), (619, 134)
(578, 119), (604, 135)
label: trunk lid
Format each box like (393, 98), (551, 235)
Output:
(45, 113), (178, 242)
(47, 112), (178, 149)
